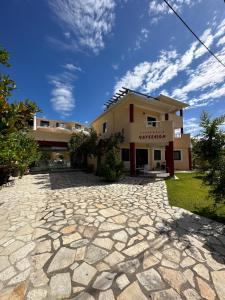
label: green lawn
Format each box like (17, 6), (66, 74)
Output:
(166, 172), (225, 224)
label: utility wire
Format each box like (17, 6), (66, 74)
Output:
(162, 0), (225, 68)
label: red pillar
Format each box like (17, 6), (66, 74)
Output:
(188, 147), (192, 170)
(165, 141), (174, 177)
(130, 143), (136, 176)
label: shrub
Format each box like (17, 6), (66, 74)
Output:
(101, 147), (123, 182)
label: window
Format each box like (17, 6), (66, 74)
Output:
(147, 116), (157, 127)
(103, 122), (107, 133)
(75, 124), (81, 129)
(121, 149), (130, 161)
(40, 120), (49, 127)
(154, 149), (161, 161)
(174, 150), (182, 160)
(56, 123), (65, 128)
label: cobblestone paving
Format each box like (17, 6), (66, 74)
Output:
(0, 172), (225, 299)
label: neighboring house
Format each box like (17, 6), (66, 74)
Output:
(91, 88), (192, 176)
(30, 117), (88, 169)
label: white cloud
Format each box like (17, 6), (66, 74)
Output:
(134, 28), (149, 50)
(63, 63), (82, 72)
(114, 19), (225, 110)
(149, 0), (202, 21)
(48, 0), (116, 54)
(184, 117), (200, 136)
(48, 73), (75, 117)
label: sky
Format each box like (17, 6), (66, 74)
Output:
(1, 0), (225, 135)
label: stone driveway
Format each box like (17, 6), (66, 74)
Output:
(0, 172), (225, 300)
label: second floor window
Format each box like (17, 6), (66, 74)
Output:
(75, 124), (81, 129)
(103, 122), (107, 133)
(147, 116), (157, 127)
(40, 120), (49, 127)
(56, 123), (65, 128)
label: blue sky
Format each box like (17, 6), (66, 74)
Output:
(1, 0), (225, 135)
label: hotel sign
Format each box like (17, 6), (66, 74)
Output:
(139, 130), (166, 140)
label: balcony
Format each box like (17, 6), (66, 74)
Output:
(128, 120), (174, 144)
(169, 114), (183, 129)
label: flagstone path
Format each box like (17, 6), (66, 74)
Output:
(0, 172), (225, 299)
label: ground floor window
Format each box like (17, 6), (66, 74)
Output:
(121, 148), (130, 161)
(154, 149), (161, 161)
(174, 150), (182, 160)
(136, 149), (148, 168)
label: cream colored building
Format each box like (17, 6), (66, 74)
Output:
(92, 88), (192, 176)
(30, 117), (88, 169)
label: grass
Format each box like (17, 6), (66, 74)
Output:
(166, 172), (225, 224)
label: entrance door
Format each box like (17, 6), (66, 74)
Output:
(136, 149), (148, 168)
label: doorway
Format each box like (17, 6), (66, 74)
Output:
(136, 149), (148, 168)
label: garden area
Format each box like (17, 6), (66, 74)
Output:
(166, 172), (225, 224)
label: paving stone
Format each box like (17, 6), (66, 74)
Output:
(193, 263), (210, 280)
(73, 286), (85, 294)
(16, 257), (30, 271)
(47, 247), (76, 273)
(117, 259), (140, 273)
(112, 214), (128, 224)
(73, 292), (95, 300)
(99, 289), (115, 300)
(183, 288), (201, 300)
(117, 281), (148, 300)
(183, 269), (195, 287)
(32, 253), (52, 269)
(1, 240), (24, 255)
(62, 232), (82, 244)
(50, 273), (71, 299)
(85, 245), (108, 264)
(8, 268), (30, 285)
(72, 262), (97, 285)
(180, 256), (196, 268)
(143, 251), (160, 269)
(96, 262), (110, 272)
(159, 267), (187, 292)
(161, 258), (179, 269)
(74, 246), (86, 261)
(197, 276), (216, 300)
(122, 241), (149, 256)
(34, 228), (50, 239)
(83, 226), (97, 238)
(0, 256), (10, 272)
(115, 242), (125, 251)
(0, 266), (17, 281)
(30, 269), (49, 287)
(137, 268), (166, 291)
(163, 247), (181, 264)
(99, 208), (120, 217)
(53, 238), (60, 250)
(112, 230), (128, 243)
(104, 251), (125, 266)
(92, 271), (116, 290)
(60, 224), (76, 234)
(70, 238), (89, 248)
(0, 282), (28, 300)
(35, 240), (51, 254)
(27, 289), (48, 300)
(151, 288), (182, 300)
(116, 274), (130, 290)
(99, 222), (124, 231)
(93, 237), (114, 250)
(139, 215), (153, 226)
(211, 270), (225, 300)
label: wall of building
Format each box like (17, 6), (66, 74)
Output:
(174, 134), (191, 170)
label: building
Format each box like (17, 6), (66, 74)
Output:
(91, 88), (192, 176)
(30, 117), (88, 169)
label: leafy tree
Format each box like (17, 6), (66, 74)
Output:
(101, 147), (123, 182)
(193, 111), (225, 201)
(0, 45), (41, 184)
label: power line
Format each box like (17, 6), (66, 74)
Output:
(162, 0), (225, 68)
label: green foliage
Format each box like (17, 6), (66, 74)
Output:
(193, 111), (225, 202)
(0, 132), (40, 176)
(0, 45), (41, 184)
(101, 147), (123, 182)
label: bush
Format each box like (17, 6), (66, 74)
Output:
(101, 147), (123, 182)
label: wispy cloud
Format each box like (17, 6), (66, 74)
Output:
(149, 0), (202, 23)
(114, 19), (225, 109)
(48, 0), (116, 54)
(134, 28), (149, 50)
(63, 63), (82, 72)
(112, 64), (119, 70)
(48, 72), (75, 117)
(184, 117), (200, 136)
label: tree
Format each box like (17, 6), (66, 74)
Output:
(0, 45), (41, 184)
(193, 111), (225, 201)
(101, 147), (123, 182)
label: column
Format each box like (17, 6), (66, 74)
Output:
(130, 143), (136, 176)
(188, 147), (192, 170)
(180, 109), (183, 135)
(129, 104), (134, 122)
(165, 141), (174, 177)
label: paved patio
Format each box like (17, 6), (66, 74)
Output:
(0, 172), (225, 300)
